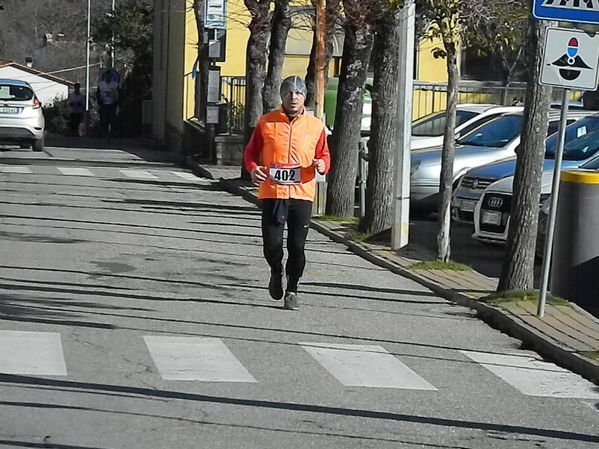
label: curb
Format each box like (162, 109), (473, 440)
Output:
(218, 176), (599, 383)
(0, 156), (176, 169)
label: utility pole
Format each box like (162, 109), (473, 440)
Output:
(391, 0), (415, 249)
(85, 0), (91, 116)
(111, 0), (116, 67)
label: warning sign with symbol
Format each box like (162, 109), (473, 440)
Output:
(541, 27), (599, 90)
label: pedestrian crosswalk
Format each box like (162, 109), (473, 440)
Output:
(300, 342), (437, 390)
(0, 164), (207, 183)
(1, 330), (598, 399)
(144, 336), (257, 382)
(0, 330), (67, 376)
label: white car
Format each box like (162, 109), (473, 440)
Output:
(0, 79), (45, 151)
(411, 104), (523, 151)
(473, 172), (554, 244)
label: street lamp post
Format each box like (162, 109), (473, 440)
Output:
(85, 0), (91, 128)
(110, 0), (116, 67)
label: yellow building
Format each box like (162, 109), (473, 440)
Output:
(152, 0), (450, 152)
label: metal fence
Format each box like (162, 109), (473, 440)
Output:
(221, 76), (246, 134)
(214, 77), (585, 133)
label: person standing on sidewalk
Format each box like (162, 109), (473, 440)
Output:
(96, 70), (120, 139)
(66, 83), (85, 137)
(243, 76), (331, 310)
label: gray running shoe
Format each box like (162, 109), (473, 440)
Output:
(283, 291), (299, 310)
(268, 271), (284, 300)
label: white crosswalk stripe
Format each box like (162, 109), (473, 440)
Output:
(144, 336), (257, 382)
(0, 165), (206, 183)
(301, 342), (437, 390)
(461, 350), (599, 399)
(0, 165), (31, 173)
(1, 328), (597, 398)
(0, 330), (67, 376)
(57, 167), (95, 176)
(119, 169), (158, 179)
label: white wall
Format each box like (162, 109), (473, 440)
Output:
(0, 66), (69, 106)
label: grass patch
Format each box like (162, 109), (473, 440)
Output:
(316, 215), (358, 223)
(582, 351), (599, 360)
(347, 228), (372, 243)
(408, 261), (471, 271)
(479, 290), (569, 306)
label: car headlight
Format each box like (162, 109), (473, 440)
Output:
(410, 160), (421, 176)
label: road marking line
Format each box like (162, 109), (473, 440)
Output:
(0, 166), (31, 174)
(144, 336), (256, 382)
(461, 350), (599, 399)
(301, 342), (437, 390)
(0, 330), (67, 376)
(57, 167), (95, 176)
(120, 169), (157, 179)
(172, 171), (199, 181)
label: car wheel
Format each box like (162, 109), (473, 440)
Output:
(32, 137), (44, 152)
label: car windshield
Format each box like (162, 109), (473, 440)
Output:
(412, 110), (477, 137)
(553, 128), (599, 161)
(0, 84), (34, 101)
(545, 116), (599, 159)
(457, 114), (523, 147)
(581, 154), (599, 169)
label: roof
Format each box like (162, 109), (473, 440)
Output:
(0, 60), (74, 86)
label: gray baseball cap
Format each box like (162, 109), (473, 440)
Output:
(280, 76), (307, 99)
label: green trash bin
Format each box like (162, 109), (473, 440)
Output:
(550, 170), (599, 306)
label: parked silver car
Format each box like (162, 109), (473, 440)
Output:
(452, 113), (599, 223)
(410, 109), (592, 213)
(0, 79), (45, 151)
(474, 132), (599, 246)
(411, 104), (523, 151)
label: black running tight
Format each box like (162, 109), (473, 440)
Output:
(261, 199), (312, 290)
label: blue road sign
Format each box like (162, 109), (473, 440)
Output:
(533, 0), (599, 24)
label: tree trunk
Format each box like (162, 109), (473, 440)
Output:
(436, 39), (459, 262)
(360, 8), (401, 234)
(325, 6), (373, 217)
(193, 0), (210, 124)
(498, 17), (551, 291)
(262, 0), (291, 113)
(244, 0), (272, 144)
(305, 0), (340, 109)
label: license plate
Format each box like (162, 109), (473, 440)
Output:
(0, 107), (18, 114)
(460, 200), (476, 212)
(481, 210), (502, 226)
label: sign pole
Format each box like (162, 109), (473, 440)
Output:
(538, 88), (569, 317)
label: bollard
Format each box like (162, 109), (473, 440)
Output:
(550, 170), (599, 306)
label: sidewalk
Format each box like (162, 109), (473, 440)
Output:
(190, 162), (599, 384)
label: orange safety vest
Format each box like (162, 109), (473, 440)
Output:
(256, 109), (325, 202)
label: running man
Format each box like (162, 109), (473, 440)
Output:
(243, 76), (331, 310)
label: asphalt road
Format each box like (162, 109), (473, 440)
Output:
(0, 140), (598, 449)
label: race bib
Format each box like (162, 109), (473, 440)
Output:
(269, 164), (301, 185)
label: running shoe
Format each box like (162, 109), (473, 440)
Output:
(283, 291), (299, 310)
(268, 271), (284, 300)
